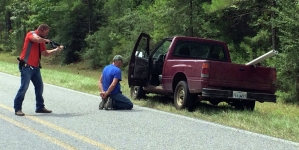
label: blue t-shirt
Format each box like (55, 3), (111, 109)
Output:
(102, 64), (122, 95)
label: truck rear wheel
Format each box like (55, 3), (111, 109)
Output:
(174, 81), (193, 110)
(234, 100), (255, 111)
(244, 101), (256, 111)
(209, 100), (220, 106)
(130, 86), (146, 100)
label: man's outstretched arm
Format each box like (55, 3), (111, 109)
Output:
(41, 46), (63, 57)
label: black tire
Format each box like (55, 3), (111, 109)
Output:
(209, 100), (220, 106)
(130, 86), (146, 100)
(174, 81), (193, 110)
(244, 101), (256, 111)
(234, 100), (255, 111)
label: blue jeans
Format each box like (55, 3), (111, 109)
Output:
(110, 93), (133, 110)
(14, 66), (45, 112)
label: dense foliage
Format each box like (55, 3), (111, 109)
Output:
(0, 0), (298, 104)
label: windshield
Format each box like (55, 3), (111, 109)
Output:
(152, 40), (172, 59)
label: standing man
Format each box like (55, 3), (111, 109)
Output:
(14, 24), (64, 116)
(98, 55), (133, 110)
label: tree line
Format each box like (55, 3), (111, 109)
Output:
(0, 0), (298, 104)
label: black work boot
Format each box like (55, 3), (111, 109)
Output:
(99, 98), (107, 110)
(104, 97), (112, 110)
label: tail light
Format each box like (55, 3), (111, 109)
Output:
(201, 62), (210, 78)
(272, 69), (276, 84)
(271, 69), (277, 93)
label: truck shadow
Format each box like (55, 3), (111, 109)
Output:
(188, 102), (235, 114)
(142, 95), (237, 114)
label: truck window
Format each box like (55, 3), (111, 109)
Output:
(172, 40), (226, 61)
(173, 42), (191, 57)
(193, 43), (210, 58)
(173, 41), (209, 58)
(209, 45), (226, 60)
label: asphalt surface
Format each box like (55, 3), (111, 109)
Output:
(0, 72), (299, 150)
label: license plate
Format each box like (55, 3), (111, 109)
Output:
(233, 91), (247, 99)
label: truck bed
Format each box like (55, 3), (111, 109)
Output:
(207, 61), (276, 94)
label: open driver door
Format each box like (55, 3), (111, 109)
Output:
(128, 33), (150, 87)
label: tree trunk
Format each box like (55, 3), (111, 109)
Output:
(296, 75), (299, 103)
(4, 11), (12, 44)
(5, 11), (12, 32)
(189, 0), (193, 36)
(88, 0), (91, 33)
(271, 0), (277, 50)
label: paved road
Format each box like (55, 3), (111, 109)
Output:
(0, 72), (299, 150)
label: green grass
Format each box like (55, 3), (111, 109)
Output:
(1, 52), (299, 143)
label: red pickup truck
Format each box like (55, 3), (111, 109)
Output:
(128, 33), (276, 110)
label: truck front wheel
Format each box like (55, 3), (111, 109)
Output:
(130, 86), (146, 100)
(174, 81), (193, 110)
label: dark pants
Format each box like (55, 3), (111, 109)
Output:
(110, 93), (133, 110)
(14, 66), (45, 112)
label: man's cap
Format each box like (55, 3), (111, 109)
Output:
(113, 55), (123, 62)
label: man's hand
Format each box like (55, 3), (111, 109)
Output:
(100, 92), (104, 97)
(57, 45), (64, 51)
(44, 39), (51, 43)
(54, 46), (64, 52)
(100, 92), (108, 99)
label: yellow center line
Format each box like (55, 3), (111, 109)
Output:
(0, 113), (77, 150)
(0, 103), (115, 150)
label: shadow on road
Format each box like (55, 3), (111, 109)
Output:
(28, 113), (85, 117)
(100, 109), (143, 112)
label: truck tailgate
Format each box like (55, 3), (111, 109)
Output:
(208, 61), (275, 93)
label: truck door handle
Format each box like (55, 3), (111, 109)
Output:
(239, 68), (245, 71)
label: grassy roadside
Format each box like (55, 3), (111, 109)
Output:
(1, 52), (299, 143)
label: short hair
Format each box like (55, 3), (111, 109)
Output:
(113, 55), (123, 63)
(38, 24), (50, 31)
